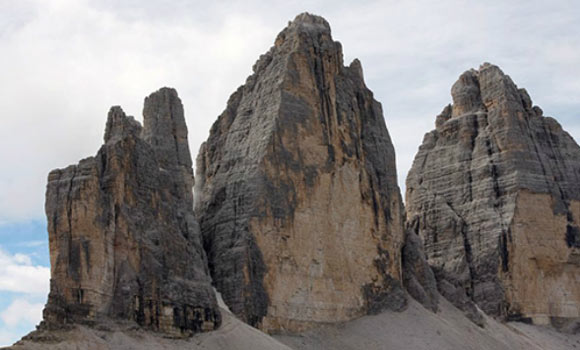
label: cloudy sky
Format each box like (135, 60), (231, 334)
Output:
(0, 0), (579, 344)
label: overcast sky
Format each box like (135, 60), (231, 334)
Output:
(0, 0), (579, 345)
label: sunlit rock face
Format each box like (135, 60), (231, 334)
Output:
(195, 13), (407, 332)
(406, 63), (580, 327)
(42, 88), (220, 336)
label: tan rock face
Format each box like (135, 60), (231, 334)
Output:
(195, 13), (406, 332)
(42, 89), (220, 335)
(406, 63), (580, 325)
(254, 156), (403, 332)
(502, 191), (580, 324)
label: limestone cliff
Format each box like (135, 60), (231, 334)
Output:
(42, 88), (220, 335)
(406, 63), (580, 326)
(195, 13), (407, 332)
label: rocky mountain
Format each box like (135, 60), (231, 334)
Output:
(8, 12), (580, 350)
(406, 63), (580, 328)
(194, 13), (412, 332)
(40, 88), (220, 335)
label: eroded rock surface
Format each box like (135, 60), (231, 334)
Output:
(406, 63), (580, 326)
(402, 230), (439, 313)
(195, 13), (407, 332)
(42, 88), (220, 336)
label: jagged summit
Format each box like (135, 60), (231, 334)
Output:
(142, 87), (193, 169)
(287, 12), (331, 31)
(104, 106), (141, 143)
(443, 63), (545, 120)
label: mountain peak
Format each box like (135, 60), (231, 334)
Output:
(290, 12), (330, 31)
(274, 12), (334, 49)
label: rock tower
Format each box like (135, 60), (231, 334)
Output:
(195, 13), (407, 332)
(42, 88), (220, 335)
(406, 63), (580, 326)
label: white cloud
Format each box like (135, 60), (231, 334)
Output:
(14, 240), (47, 248)
(0, 0), (579, 223)
(0, 293), (46, 346)
(0, 329), (20, 348)
(0, 298), (44, 327)
(0, 249), (48, 346)
(0, 248), (50, 295)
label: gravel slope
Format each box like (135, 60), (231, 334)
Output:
(8, 295), (578, 350)
(275, 297), (580, 350)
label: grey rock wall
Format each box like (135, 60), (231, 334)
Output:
(406, 63), (580, 325)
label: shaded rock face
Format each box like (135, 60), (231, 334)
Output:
(401, 230), (439, 313)
(43, 88), (220, 335)
(195, 13), (406, 332)
(406, 63), (580, 325)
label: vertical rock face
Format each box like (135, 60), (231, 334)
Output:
(195, 13), (406, 332)
(43, 88), (220, 335)
(401, 230), (439, 313)
(406, 63), (580, 325)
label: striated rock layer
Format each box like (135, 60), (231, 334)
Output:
(406, 63), (580, 326)
(195, 13), (407, 332)
(42, 88), (220, 335)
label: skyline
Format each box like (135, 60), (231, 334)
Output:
(1, 0), (579, 345)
